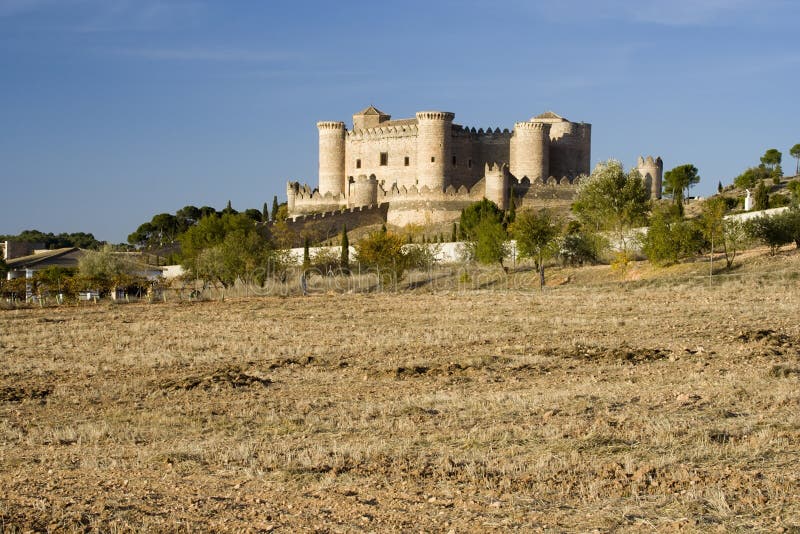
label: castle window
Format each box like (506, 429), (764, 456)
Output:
(356, 159), (361, 169)
(404, 156), (410, 166)
(468, 159), (472, 169)
(380, 152), (388, 166)
(452, 155), (457, 166)
(430, 156), (435, 163)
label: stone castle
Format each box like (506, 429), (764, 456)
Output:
(286, 106), (661, 227)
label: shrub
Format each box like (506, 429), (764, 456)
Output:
(745, 213), (792, 255)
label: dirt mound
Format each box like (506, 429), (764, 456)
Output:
(547, 344), (672, 364)
(0, 384), (52, 403)
(736, 329), (793, 345)
(160, 366), (272, 391)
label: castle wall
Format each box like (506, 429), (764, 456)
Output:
(275, 203), (389, 248)
(345, 127), (418, 190)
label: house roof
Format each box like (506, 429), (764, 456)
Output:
(5, 247), (81, 269)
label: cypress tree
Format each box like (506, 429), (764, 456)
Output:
(717, 181), (723, 193)
(303, 237), (311, 270)
(381, 223), (387, 234)
(754, 180), (770, 210)
(271, 195), (279, 221)
(340, 225), (350, 271)
(507, 189), (517, 223)
(451, 222), (457, 242)
(262, 201), (269, 221)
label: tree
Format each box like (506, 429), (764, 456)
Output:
(641, 204), (703, 267)
(571, 159), (650, 257)
(355, 230), (408, 287)
(760, 148), (782, 171)
(787, 181), (800, 204)
(790, 144), (800, 176)
(243, 208), (263, 222)
(718, 181), (723, 193)
(340, 225), (350, 272)
(302, 237), (311, 270)
(451, 222), (457, 242)
(176, 205), (201, 232)
(262, 202), (270, 222)
(734, 166), (770, 190)
(745, 213), (792, 255)
(663, 164), (701, 210)
(511, 209), (560, 289)
(700, 197), (744, 270)
(271, 195), (279, 221)
(459, 198), (504, 240)
(0, 257), (7, 278)
(179, 212), (272, 283)
(78, 245), (143, 292)
(472, 218), (509, 269)
(222, 200), (237, 215)
(506, 189), (517, 225)
(754, 180), (770, 211)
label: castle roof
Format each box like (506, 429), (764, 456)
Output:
(355, 105), (388, 116)
(532, 111), (567, 121)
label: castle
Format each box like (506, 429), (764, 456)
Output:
(286, 106), (661, 227)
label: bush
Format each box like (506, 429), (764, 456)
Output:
(404, 243), (440, 270)
(641, 206), (704, 266)
(355, 230), (408, 285)
(310, 247), (340, 274)
(745, 213), (792, 255)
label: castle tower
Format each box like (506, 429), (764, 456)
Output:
(286, 181), (298, 213)
(415, 111), (455, 191)
(510, 121), (551, 182)
(636, 155), (663, 199)
(484, 163), (510, 210)
(350, 174), (379, 207)
(317, 121), (346, 197)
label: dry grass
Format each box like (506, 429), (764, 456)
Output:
(1, 250), (800, 532)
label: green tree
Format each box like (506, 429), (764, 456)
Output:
(355, 230), (408, 287)
(175, 205), (201, 232)
(459, 198), (504, 239)
(473, 218), (509, 269)
(262, 202), (270, 222)
(506, 189), (517, 225)
(641, 205), (703, 266)
(572, 159), (650, 257)
(271, 195), (279, 221)
(510, 209), (560, 289)
(734, 166), (770, 190)
(302, 237), (311, 270)
(745, 213), (792, 255)
(760, 148), (782, 171)
(718, 181), (723, 193)
(243, 208), (263, 222)
(222, 200), (237, 215)
(0, 257), (7, 278)
(699, 197), (744, 270)
(787, 181), (800, 204)
(340, 225), (350, 271)
(78, 245), (144, 292)
(179, 213), (271, 282)
(663, 164), (701, 210)
(754, 180), (770, 210)
(451, 222), (457, 242)
(791, 144), (800, 176)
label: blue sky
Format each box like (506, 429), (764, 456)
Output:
(1, 0), (798, 243)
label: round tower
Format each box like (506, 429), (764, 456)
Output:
(415, 111), (454, 191)
(317, 121), (346, 197)
(636, 155), (663, 199)
(350, 174), (379, 207)
(510, 121), (551, 182)
(484, 163), (509, 210)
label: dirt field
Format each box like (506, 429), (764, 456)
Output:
(2, 256), (800, 531)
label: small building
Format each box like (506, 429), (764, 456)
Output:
(5, 247), (84, 280)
